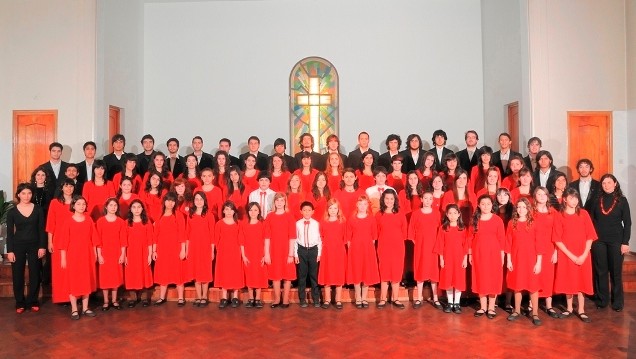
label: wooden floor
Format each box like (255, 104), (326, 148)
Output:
(1, 294), (634, 358)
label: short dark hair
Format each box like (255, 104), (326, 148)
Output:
(192, 136), (203, 142)
(15, 183), (33, 199)
(498, 132), (512, 141)
(166, 137), (179, 147)
(257, 171), (271, 181)
(527, 136), (542, 147)
(248, 136), (260, 144)
(300, 201), (314, 210)
(111, 134), (125, 144)
(66, 163), (78, 171)
(83, 141), (96, 150)
(299, 133), (314, 147)
(49, 142), (63, 151)
(141, 134), (154, 143)
(465, 130), (479, 140)
(576, 158), (594, 172)
(219, 138), (231, 146)
(536, 150), (553, 165)
(385, 134), (402, 150)
(432, 129), (447, 143)
(274, 138), (287, 148)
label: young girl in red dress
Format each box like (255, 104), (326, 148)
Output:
(264, 193), (297, 308)
(187, 191), (215, 307)
(319, 198), (347, 309)
(355, 152), (376, 191)
(346, 195), (380, 309)
(333, 168), (364, 220)
(375, 189), (408, 309)
(141, 152), (174, 190)
(500, 156), (524, 190)
(112, 153), (142, 194)
(495, 187), (514, 310)
(399, 171), (424, 215)
(440, 153), (459, 189)
(95, 198), (126, 311)
(553, 188), (597, 323)
(286, 173), (305, 220)
(416, 152), (436, 187)
(469, 194), (506, 319)
(215, 201), (246, 309)
(117, 177), (139, 219)
(124, 200), (154, 308)
(434, 204), (469, 314)
(195, 168), (223, 221)
(227, 166), (249, 220)
(533, 186), (561, 318)
(430, 173), (446, 213)
(326, 152), (345, 194)
(505, 198), (542, 325)
(269, 153), (291, 193)
(475, 167), (500, 200)
(46, 180), (75, 304)
(152, 192), (187, 307)
(441, 169), (476, 226)
(510, 167), (534, 204)
(387, 155), (407, 194)
(241, 202), (268, 309)
(470, 146), (500, 194)
(177, 154), (202, 190)
(213, 150), (230, 197)
(408, 192), (442, 309)
(83, 161), (116, 221)
(242, 154), (260, 193)
(59, 196), (98, 320)
(294, 151), (319, 196)
(171, 177), (193, 217)
(139, 171), (167, 223)
(309, 172), (330, 221)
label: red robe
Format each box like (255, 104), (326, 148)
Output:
(376, 212), (407, 282)
(242, 170), (260, 193)
(176, 173), (202, 192)
(241, 220), (268, 288)
(470, 166), (501, 194)
(408, 209), (441, 282)
(264, 212), (297, 280)
(95, 216), (126, 289)
(117, 193), (139, 219)
(58, 215), (97, 297)
(398, 190), (422, 215)
(434, 226), (469, 291)
(387, 173), (406, 194)
(46, 200), (72, 303)
(441, 190), (476, 227)
(287, 192), (305, 221)
(138, 189), (167, 223)
(309, 194), (328, 221)
(510, 187), (534, 205)
(186, 213), (215, 282)
(194, 185), (223, 221)
(82, 181), (116, 221)
(469, 215), (506, 295)
(125, 221), (154, 290)
(345, 215), (380, 285)
(112, 173), (142, 194)
(327, 173), (342, 194)
(534, 210), (557, 297)
(270, 171), (291, 193)
(214, 220), (245, 289)
(227, 188), (249, 220)
(333, 189), (364, 220)
(355, 170), (375, 191)
(505, 221), (541, 292)
(153, 213), (187, 285)
(293, 169), (318, 195)
(142, 170), (174, 191)
(318, 219), (347, 286)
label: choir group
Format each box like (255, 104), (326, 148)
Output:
(5, 130), (631, 325)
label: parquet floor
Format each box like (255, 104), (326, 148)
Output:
(1, 295), (634, 358)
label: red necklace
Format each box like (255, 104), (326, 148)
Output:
(600, 196), (619, 215)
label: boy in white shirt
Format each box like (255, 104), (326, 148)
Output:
(248, 172), (276, 218)
(295, 202), (322, 308)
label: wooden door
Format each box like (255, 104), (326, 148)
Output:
(109, 106), (121, 153)
(567, 111), (612, 181)
(13, 110), (58, 190)
(507, 102), (519, 152)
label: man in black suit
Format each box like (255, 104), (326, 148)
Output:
(430, 129), (454, 172)
(378, 134), (402, 171)
(293, 133), (324, 170)
(190, 136), (215, 170)
(569, 159), (601, 213)
(218, 138), (241, 168)
(39, 142), (69, 186)
(166, 137), (184, 178)
(239, 136), (269, 171)
(492, 132), (522, 178)
(347, 131), (379, 169)
(455, 130), (482, 178)
(523, 137), (542, 172)
(532, 150), (558, 191)
(399, 133), (426, 173)
(103, 134), (126, 181)
(136, 134), (157, 177)
(320, 134), (348, 172)
(76, 141), (96, 186)
(270, 138), (297, 172)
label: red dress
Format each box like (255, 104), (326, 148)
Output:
(112, 173), (142, 194)
(534, 210), (556, 297)
(470, 166), (501, 194)
(408, 209), (441, 282)
(194, 185), (223, 221)
(510, 187), (533, 205)
(432, 195), (443, 213)
(505, 222), (541, 292)
(95, 216), (126, 289)
(82, 181), (116, 221)
(215, 172), (229, 198)
(186, 213), (215, 282)
(376, 212), (407, 282)
(333, 189), (364, 220)
(46, 200), (72, 303)
(346, 215), (380, 285)
(270, 171), (291, 193)
(227, 188), (249, 220)
(294, 169), (318, 194)
(287, 192), (305, 220)
(416, 170), (433, 186)
(153, 214), (187, 285)
(398, 190), (422, 215)
(242, 171), (260, 193)
(552, 210), (597, 295)
(241, 220), (268, 288)
(501, 175), (519, 190)
(176, 174), (202, 192)
(125, 221), (154, 290)
(355, 170), (375, 191)
(58, 215), (97, 297)
(264, 212), (297, 280)
(327, 173), (342, 194)
(214, 220), (245, 289)
(118, 193), (139, 219)
(434, 226), (469, 291)
(441, 190), (476, 227)
(387, 173), (406, 194)
(470, 215), (505, 295)
(139, 189), (167, 223)
(309, 195), (328, 220)
(475, 188), (496, 202)
(318, 219), (347, 286)
(142, 171), (174, 191)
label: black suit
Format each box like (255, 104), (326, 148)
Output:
(239, 151), (269, 171)
(103, 152), (125, 181)
(294, 151), (324, 172)
(191, 152), (215, 170)
(456, 148), (482, 178)
(523, 154), (536, 172)
(492, 150), (522, 178)
(532, 167), (558, 192)
(430, 147), (454, 172)
(377, 151), (400, 173)
(399, 149), (426, 174)
(136, 151), (156, 177)
(167, 155), (185, 178)
(347, 148), (379, 170)
(39, 161), (69, 187)
(228, 154), (241, 168)
(75, 160), (93, 185)
(570, 178), (601, 213)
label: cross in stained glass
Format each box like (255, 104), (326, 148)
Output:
(296, 77), (332, 152)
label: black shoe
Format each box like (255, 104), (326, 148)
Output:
(254, 300), (264, 309)
(141, 299), (150, 307)
(299, 300), (308, 308)
(245, 299), (254, 308)
(82, 309), (97, 317)
(335, 301), (343, 310)
(452, 305), (462, 314)
(532, 315), (542, 326)
(444, 304), (452, 313)
(413, 300), (423, 309)
(392, 300), (406, 310)
(177, 299), (186, 307)
(613, 306), (623, 312)
(270, 302), (280, 309)
(153, 298), (166, 306)
(128, 300), (138, 308)
(376, 300), (387, 309)
(102, 303), (110, 312)
(111, 302), (122, 310)
(219, 299), (229, 309)
(281, 303), (290, 309)
(230, 298), (239, 308)
(313, 301), (322, 308)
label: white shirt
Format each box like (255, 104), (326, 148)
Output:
(248, 188), (277, 218)
(294, 218), (322, 256)
(539, 168), (551, 187)
(436, 147), (444, 163)
(365, 185), (395, 199)
(50, 161), (61, 179)
(85, 161), (93, 181)
(500, 150), (510, 161)
(410, 150), (419, 167)
(579, 178), (592, 206)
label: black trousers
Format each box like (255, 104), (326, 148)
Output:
(296, 246), (320, 302)
(591, 241), (624, 308)
(12, 243), (42, 309)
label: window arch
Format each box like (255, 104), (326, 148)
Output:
(289, 57), (339, 155)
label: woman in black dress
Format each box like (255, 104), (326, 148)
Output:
(6, 183), (47, 313)
(591, 174), (632, 311)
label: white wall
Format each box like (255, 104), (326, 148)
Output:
(626, 0), (636, 251)
(0, 0), (96, 193)
(143, 0), (485, 156)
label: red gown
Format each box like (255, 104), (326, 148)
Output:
(475, 188), (496, 202)
(214, 220), (245, 289)
(215, 172), (229, 198)
(534, 210), (556, 297)
(58, 215), (97, 297)
(510, 187), (534, 205)
(194, 185), (223, 221)
(125, 221), (154, 290)
(434, 226), (469, 290)
(398, 190), (422, 215)
(441, 190), (476, 227)
(138, 189), (167, 223)
(141, 171), (174, 191)
(242, 170), (260, 193)
(287, 192), (305, 220)
(408, 209), (441, 282)
(505, 222), (541, 292)
(432, 195), (443, 213)
(318, 219), (347, 286)
(293, 169), (318, 194)
(186, 213), (215, 282)
(355, 170), (375, 191)
(416, 170), (433, 187)
(227, 188), (249, 220)
(469, 215), (505, 295)
(309, 195), (328, 220)
(112, 173), (142, 194)
(264, 212), (297, 280)
(270, 171), (291, 193)
(153, 213), (187, 285)
(470, 166), (501, 194)
(501, 175), (519, 190)
(333, 189), (364, 220)
(46, 200), (72, 303)
(176, 174), (202, 192)
(552, 210), (597, 295)
(241, 220), (268, 288)
(345, 215), (380, 285)
(95, 216), (126, 289)
(376, 212), (407, 282)
(327, 173), (342, 194)
(387, 173), (406, 194)
(118, 193), (139, 219)
(82, 181), (116, 221)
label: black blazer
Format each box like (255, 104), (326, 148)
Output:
(532, 167), (558, 192)
(239, 151), (269, 171)
(430, 147), (454, 172)
(228, 154), (242, 168)
(570, 179), (601, 212)
(103, 152), (125, 181)
(75, 160), (91, 185)
(347, 148), (380, 170)
(294, 151), (324, 172)
(492, 150), (522, 178)
(136, 151), (156, 177)
(399, 149), (426, 174)
(167, 155), (185, 178)
(377, 151), (400, 173)
(456, 147), (482, 178)
(191, 152), (215, 171)
(523, 155), (535, 172)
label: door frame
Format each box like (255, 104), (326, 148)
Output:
(13, 110), (58, 190)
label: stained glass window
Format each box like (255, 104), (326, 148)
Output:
(289, 57), (339, 155)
